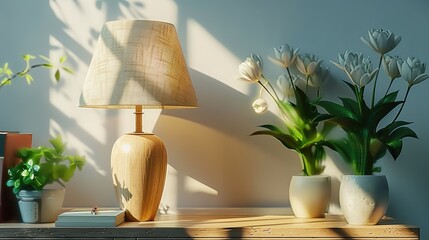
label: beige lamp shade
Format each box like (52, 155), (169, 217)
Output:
(79, 20), (198, 109)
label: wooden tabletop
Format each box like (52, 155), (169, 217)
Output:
(0, 214), (420, 239)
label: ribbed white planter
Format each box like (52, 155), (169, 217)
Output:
(339, 175), (389, 225)
(289, 175), (331, 218)
(18, 189), (65, 223)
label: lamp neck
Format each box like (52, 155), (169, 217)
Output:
(134, 105), (143, 133)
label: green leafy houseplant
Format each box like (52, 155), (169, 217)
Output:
(237, 45), (331, 176)
(0, 54), (73, 90)
(6, 136), (86, 194)
(316, 29), (428, 175)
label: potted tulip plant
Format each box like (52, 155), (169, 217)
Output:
(316, 29), (428, 225)
(237, 45), (332, 218)
(6, 136), (86, 223)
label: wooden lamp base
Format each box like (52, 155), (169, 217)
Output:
(111, 133), (167, 221)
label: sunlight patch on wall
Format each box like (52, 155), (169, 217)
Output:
(161, 159), (220, 211)
(184, 175), (218, 196)
(48, 35), (107, 144)
(126, 0), (178, 22)
(187, 19), (252, 95)
(160, 164), (178, 211)
(49, 119), (106, 176)
(49, 0), (106, 53)
(143, 109), (162, 133)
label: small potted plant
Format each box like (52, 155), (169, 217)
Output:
(237, 45), (332, 218)
(6, 136), (86, 223)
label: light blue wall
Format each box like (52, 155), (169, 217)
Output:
(0, 0), (428, 237)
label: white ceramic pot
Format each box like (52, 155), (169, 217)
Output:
(40, 189), (66, 222)
(339, 175), (389, 225)
(18, 189), (65, 223)
(289, 175), (331, 218)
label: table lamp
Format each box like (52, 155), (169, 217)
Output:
(79, 20), (198, 221)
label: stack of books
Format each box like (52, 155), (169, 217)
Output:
(0, 131), (32, 222)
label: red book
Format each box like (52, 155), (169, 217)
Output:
(0, 132), (32, 222)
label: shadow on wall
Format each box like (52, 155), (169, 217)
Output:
(7, 1), (425, 237)
(154, 68), (303, 208)
(44, 0), (148, 206)
(0, 0), (57, 140)
(154, 0), (429, 220)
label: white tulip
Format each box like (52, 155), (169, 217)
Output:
(309, 66), (329, 88)
(237, 54), (263, 83)
(397, 57), (429, 86)
(268, 44), (299, 68)
(296, 54), (322, 76)
(361, 29), (401, 55)
(332, 51), (378, 87)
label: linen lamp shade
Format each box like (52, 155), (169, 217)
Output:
(79, 20), (197, 221)
(80, 20), (198, 109)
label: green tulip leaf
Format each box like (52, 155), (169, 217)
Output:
(389, 127), (418, 141)
(322, 139), (352, 164)
(367, 101), (402, 129)
(343, 80), (358, 96)
(327, 117), (361, 132)
(339, 97), (361, 120)
(251, 130), (299, 150)
(386, 139), (403, 160)
(378, 121), (412, 137)
(315, 100), (354, 119)
(375, 91), (398, 106)
(312, 113), (332, 123)
(257, 124), (285, 133)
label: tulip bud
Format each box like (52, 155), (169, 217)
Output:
(252, 98), (268, 114)
(382, 55), (401, 79)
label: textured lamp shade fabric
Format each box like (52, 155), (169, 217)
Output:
(79, 20), (198, 109)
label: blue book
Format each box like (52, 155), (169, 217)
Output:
(0, 132), (6, 203)
(55, 209), (125, 227)
(0, 132), (7, 157)
(0, 131), (19, 156)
